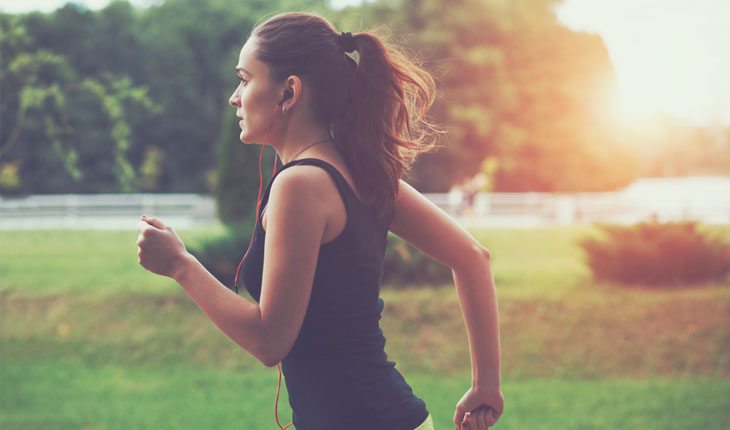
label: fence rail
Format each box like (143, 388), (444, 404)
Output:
(2, 189), (728, 230)
(0, 194), (215, 230)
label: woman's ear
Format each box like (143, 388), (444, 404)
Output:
(280, 75), (303, 111)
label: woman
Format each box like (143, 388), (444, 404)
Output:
(137, 11), (504, 430)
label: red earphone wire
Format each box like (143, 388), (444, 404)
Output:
(232, 104), (292, 428)
(275, 362), (294, 429)
(234, 100), (286, 293)
(233, 145), (277, 293)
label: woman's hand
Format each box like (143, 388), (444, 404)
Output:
(136, 215), (190, 279)
(454, 385), (504, 430)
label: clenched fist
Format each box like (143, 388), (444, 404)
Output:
(136, 215), (190, 279)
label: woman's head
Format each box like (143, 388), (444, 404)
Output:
(230, 11), (443, 224)
(252, 13), (352, 129)
(229, 13), (351, 143)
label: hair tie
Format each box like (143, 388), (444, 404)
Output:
(339, 31), (357, 53)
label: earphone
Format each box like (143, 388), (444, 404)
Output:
(278, 90), (293, 112)
(279, 89), (293, 104)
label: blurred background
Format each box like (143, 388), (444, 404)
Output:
(1, 0), (729, 429)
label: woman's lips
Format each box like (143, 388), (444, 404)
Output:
(239, 120), (244, 127)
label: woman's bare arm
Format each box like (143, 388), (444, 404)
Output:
(389, 178), (501, 393)
(452, 253), (501, 388)
(171, 166), (330, 368)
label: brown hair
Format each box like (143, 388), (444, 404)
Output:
(251, 12), (443, 224)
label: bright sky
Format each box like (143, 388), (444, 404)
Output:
(0, 0), (152, 12)
(3, 0), (728, 126)
(556, 0), (730, 127)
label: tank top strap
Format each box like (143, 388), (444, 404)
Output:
(258, 157), (361, 224)
(288, 158), (356, 200)
(258, 160), (296, 210)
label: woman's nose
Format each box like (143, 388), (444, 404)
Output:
(229, 93), (239, 107)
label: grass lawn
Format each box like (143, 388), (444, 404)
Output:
(3, 361), (728, 430)
(1, 225), (729, 429)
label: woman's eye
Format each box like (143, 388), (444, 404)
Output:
(237, 77), (248, 86)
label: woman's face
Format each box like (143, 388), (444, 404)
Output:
(228, 37), (283, 144)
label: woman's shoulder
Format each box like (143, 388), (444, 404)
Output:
(262, 163), (339, 231)
(272, 161), (339, 196)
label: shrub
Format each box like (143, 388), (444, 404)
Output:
(188, 220), (254, 291)
(214, 112), (281, 225)
(382, 234), (453, 288)
(579, 220), (730, 286)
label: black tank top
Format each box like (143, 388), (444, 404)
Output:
(239, 157), (429, 430)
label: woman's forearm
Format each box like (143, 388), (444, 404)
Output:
(172, 253), (271, 366)
(452, 251), (501, 388)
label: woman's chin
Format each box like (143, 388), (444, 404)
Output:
(239, 131), (270, 145)
(239, 131), (252, 143)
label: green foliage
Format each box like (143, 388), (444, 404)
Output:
(2, 0), (640, 197)
(213, 111), (283, 226)
(0, 17), (159, 194)
(2, 0), (725, 201)
(138, 145), (163, 191)
(382, 234), (453, 287)
(186, 220), (256, 291)
(0, 161), (21, 190)
(580, 221), (730, 286)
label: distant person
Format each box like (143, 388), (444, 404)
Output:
(136, 11), (503, 430)
(449, 177), (467, 215)
(464, 183), (477, 216)
(460, 173), (486, 216)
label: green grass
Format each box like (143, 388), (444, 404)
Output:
(2, 361), (728, 430)
(0, 226), (227, 297)
(1, 225), (729, 429)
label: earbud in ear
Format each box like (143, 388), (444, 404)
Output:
(279, 90), (293, 105)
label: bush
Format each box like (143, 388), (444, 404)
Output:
(188, 220), (255, 292)
(214, 112), (281, 225)
(382, 234), (453, 288)
(579, 220), (730, 286)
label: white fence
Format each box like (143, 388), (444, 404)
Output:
(0, 194), (216, 230)
(1, 180), (728, 230)
(444, 191), (730, 228)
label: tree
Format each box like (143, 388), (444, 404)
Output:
(334, 0), (642, 192)
(0, 15), (158, 194)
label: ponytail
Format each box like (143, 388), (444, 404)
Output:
(333, 29), (444, 224)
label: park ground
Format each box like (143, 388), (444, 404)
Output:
(1, 225), (729, 429)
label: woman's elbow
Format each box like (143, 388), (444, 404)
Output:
(480, 245), (491, 261)
(256, 347), (280, 368)
(453, 243), (491, 272)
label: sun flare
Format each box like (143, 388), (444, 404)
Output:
(558, 0), (730, 127)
